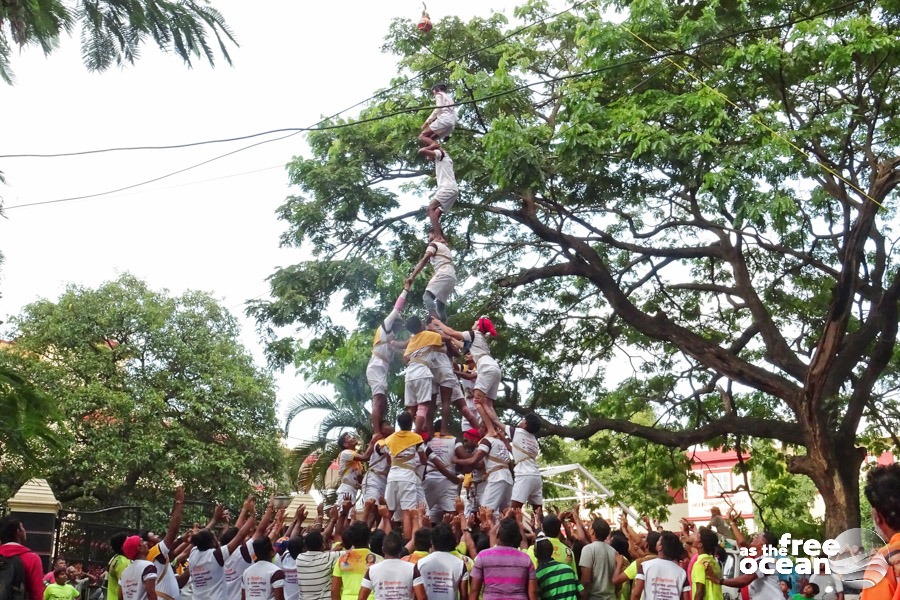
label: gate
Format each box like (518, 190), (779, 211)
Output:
(54, 506), (142, 572)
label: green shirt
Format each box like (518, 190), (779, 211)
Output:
(536, 560), (584, 600)
(527, 538), (578, 575)
(106, 555), (130, 600)
(44, 584), (79, 600)
(691, 554), (724, 600)
(332, 548), (383, 600)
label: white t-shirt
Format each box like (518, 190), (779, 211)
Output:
(414, 552), (468, 600)
(361, 559), (416, 600)
(748, 563), (783, 600)
(242, 561), (285, 600)
(479, 437), (512, 484)
(223, 541), (254, 600)
(119, 559), (158, 600)
(461, 331), (492, 363)
(189, 546), (230, 600)
(338, 449), (362, 488)
(427, 242), (455, 275)
(368, 442), (390, 478)
(508, 426), (541, 477)
(810, 573), (843, 600)
(425, 436), (458, 481)
(295, 551), (342, 600)
(279, 552), (298, 600)
(431, 91), (456, 122)
(151, 541), (180, 600)
(636, 557), (690, 600)
(387, 442), (425, 484)
(434, 150), (458, 190)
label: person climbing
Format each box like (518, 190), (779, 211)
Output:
(419, 147), (459, 237)
(406, 232), (456, 323)
(367, 283), (410, 431)
(419, 83), (457, 153)
(431, 317), (505, 439)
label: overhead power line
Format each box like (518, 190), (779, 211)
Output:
(0, 0), (593, 160)
(2, 0), (868, 211)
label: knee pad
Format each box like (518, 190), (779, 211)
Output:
(417, 402), (431, 418)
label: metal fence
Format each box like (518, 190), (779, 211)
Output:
(54, 506), (142, 573)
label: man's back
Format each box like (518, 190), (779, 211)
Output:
(536, 560), (582, 600)
(579, 541), (617, 600)
(0, 542), (44, 600)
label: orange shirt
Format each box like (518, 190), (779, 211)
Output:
(861, 533), (900, 600)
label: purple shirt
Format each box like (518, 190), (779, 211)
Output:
(472, 546), (535, 600)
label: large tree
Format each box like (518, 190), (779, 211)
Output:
(252, 0), (900, 536)
(0, 274), (284, 523)
(0, 0), (235, 84)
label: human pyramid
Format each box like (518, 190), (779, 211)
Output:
(339, 82), (546, 538)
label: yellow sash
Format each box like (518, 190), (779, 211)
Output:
(385, 430), (423, 457)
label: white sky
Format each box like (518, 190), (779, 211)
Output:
(0, 0), (524, 446)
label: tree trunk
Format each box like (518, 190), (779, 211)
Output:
(789, 439), (865, 539)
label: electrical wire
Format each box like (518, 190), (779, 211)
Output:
(0, 0), (594, 160)
(1, 0), (869, 211)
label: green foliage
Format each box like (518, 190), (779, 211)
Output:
(252, 0), (900, 532)
(0, 0), (236, 84)
(0, 274), (283, 528)
(745, 440), (823, 540)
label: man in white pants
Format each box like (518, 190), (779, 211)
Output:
(400, 316), (443, 434)
(420, 147), (459, 237)
(453, 423), (513, 516)
(508, 413), (544, 523)
(423, 421), (461, 525)
(366, 284), (409, 432)
(418, 83), (457, 153)
(406, 233), (456, 323)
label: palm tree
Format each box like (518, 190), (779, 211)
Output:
(0, 362), (62, 465)
(0, 1), (236, 84)
(282, 372), (403, 497)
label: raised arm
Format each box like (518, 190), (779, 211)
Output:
(226, 510), (257, 555)
(405, 244), (436, 285)
(234, 496), (254, 529)
(162, 486), (186, 550)
(253, 497), (275, 541)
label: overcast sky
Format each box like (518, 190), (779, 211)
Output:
(0, 0), (529, 446)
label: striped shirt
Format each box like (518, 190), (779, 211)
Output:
(294, 551), (341, 600)
(472, 546), (535, 600)
(536, 560), (583, 600)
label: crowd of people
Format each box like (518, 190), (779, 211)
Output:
(0, 461), (898, 600)
(3, 88), (900, 600)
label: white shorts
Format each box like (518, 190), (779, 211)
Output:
(474, 361), (501, 399)
(431, 355), (464, 400)
(366, 358), (389, 396)
(431, 187), (459, 213)
(385, 479), (418, 511)
(430, 116), (456, 138)
(426, 271), (456, 303)
(511, 474), (543, 506)
(361, 472), (387, 503)
(423, 478), (459, 523)
(405, 377), (433, 407)
(335, 483), (359, 504)
(481, 479), (513, 513)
